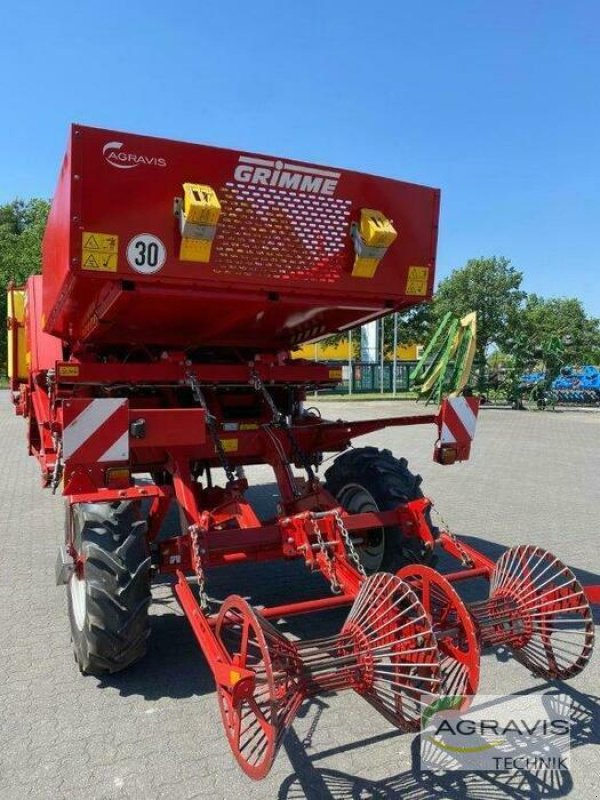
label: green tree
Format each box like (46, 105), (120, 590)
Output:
(0, 198), (50, 372)
(519, 294), (600, 364)
(382, 303), (434, 354)
(434, 256), (527, 365)
(319, 329), (360, 358)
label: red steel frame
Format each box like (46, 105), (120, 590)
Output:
(17, 318), (597, 626)
(10, 267), (599, 695)
(12, 276), (511, 640)
(45, 353), (600, 695)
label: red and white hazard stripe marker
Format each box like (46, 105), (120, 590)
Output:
(434, 396), (480, 464)
(63, 398), (129, 465)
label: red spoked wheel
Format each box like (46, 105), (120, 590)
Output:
(212, 576), (444, 775)
(474, 545), (595, 679)
(396, 565), (480, 704)
(214, 596), (279, 780)
(344, 572), (442, 731)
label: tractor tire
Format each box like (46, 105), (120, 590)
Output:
(324, 447), (436, 574)
(67, 501), (151, 675)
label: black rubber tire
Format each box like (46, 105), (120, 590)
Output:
(324, 447), (436, 574)
(67, 501), (151, 675)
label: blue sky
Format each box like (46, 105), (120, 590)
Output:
(1, 1), (598, 314)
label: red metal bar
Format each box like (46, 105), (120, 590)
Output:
(55, 359), (336, 386)
(170, 458), (202, 528)
(259, 593), (355, 618)
(146, 490), (174, 542)
(295, 415), (437, 454)
(173, 570), (242, 690)
(68, 484), (164, 505)
(58, 408), (440, 496)
(206, 593), (356, 626)
(157, 500), (447, 572)
(29, 384), (57, 478)
(584, 584), (600, 605)
(261, 426), (303, 507)
(443, 566), (492, 583)
(335, 507), (417, 531)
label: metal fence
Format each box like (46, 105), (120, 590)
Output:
(320, 361), (418, 394)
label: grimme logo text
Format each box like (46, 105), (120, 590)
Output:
(234, 156), (340, 195)
(103, 141), (167, 170)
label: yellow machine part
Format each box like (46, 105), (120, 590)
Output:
(179, 238), (214, 262)
(7, 288), (27, 381)
(182, 183), (221, 225)
(351, 209), (397, 278)
(351, 257), (380, 279)
(179, 183), (221, 262)
(359, 209), (397, 248)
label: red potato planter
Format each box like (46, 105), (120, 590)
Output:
(6, 125), (598, 779)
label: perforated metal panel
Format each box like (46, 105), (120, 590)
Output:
(212, 183), (353, 282)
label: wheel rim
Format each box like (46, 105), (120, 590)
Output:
(337, 483), (385, 573)
(485, 545), (595, 679)
(215, 596), (278, 780)
(70, 572), (87, 631)
(397, 565), (480, 704)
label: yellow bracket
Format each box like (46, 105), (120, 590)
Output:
(183, 183), (221, 225)
(351, 209), (397, 278)
(359, 209), (397, 248)
(178, 183), (221, 262)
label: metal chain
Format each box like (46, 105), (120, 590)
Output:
(187, 373), (236, 484)
(50, 441), (63, 495)
(334, 511), (367, 580)
(310, 513), (341, 594)
(190, 523), (209, 611)
(251, 371), (315, 482)
(430, 504), (473, 567)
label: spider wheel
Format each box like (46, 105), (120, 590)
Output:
(397, 565), (480, 704)
(487, 545), (595, 679)
(343, 572), (442, 731)
(214, 596), (278, 780)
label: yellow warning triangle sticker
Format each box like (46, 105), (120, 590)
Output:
(84, 235), (100, 249)
(84, 254), (99, 267)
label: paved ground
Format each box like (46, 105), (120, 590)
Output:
(0, 393), (598, 800)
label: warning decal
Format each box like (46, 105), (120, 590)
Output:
(81, 232), (119, 272)
(58, 365), (80, 377)
(406, 266), (430, 296)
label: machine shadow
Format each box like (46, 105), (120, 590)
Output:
(458, 533), (600, 586)
(278, 683), (599, 800)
